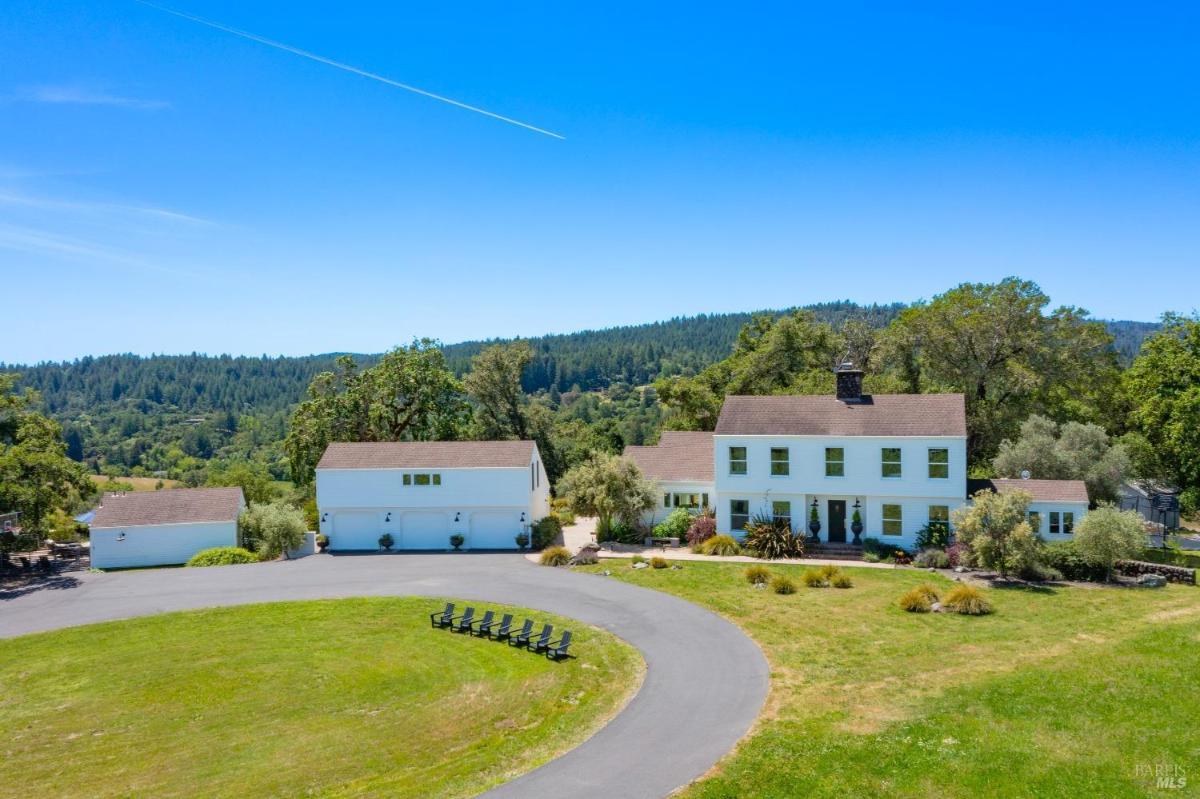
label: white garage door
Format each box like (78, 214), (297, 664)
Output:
(469, 512), (522, 549)
(332, 512), (380, 550)
(400, 512), (449, 550)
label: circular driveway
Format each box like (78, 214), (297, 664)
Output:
(0, 554), (769, 799)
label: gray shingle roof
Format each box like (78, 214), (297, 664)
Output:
(317, 440), (536, 470)
(90, 487), (244, 528)
(714, 394), (967, 437)
(624, 431), (714, 482)
(968, 478), (1089, 504)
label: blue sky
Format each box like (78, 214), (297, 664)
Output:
(2, 1), (1198, 364)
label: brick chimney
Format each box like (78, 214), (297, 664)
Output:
(835, 362), (864, 402)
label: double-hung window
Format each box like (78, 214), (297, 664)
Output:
(730, 500), (750, 531)
(772, 501), (791, 527)
(825, 447), (844, 477)
(770, 447), (790, 476)
(1063, 512), (1075, 534)
(729, 446), (747, 475)
(882, 504), (903, 536)
(928, 505), (950, 532)
(663, 493), (671, 508)
(882, 448), (902, 478)
(928, 448), (949, 479)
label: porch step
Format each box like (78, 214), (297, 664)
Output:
(806, 543), (864, 560)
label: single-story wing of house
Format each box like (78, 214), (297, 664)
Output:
(967, 478), (1089, 540)
(89, 487), (245, 569)
(315, 440), (550, 551)
(624, 431), (714, 525)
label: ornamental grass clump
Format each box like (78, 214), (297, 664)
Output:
(539, 546), (571, 567)
(650, 556), (668, 569)
(745, 564), (771, 585)
(942, 584), (994, 615)
(898, 586), (935, 613)
(740, 514), (804, 559)
(701, 534), (741, 556)
(770, 574), (797, 594)
(831, 572), (854, 589)
(802, 569), (828, 588)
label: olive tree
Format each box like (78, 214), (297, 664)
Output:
(1074, 505), (1145, 581)
(555, 453), (655, 539)
(951, 488), (1039, 577)
(239, 501), (307, 560)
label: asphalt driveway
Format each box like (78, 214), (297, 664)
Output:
(0, 553), (769, 799)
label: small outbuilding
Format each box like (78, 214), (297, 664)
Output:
(315, 440), (550, 551)
(967, 478), (1089, 540)
(89, 487), (245, 569)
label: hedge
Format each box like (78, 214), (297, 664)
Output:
(1139, 547), (1200, 571)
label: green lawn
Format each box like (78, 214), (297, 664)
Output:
(0, 598), (642, 799)
(581, 561), (1200, 798)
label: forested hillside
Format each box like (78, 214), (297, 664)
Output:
(0, 301), (1161, 479)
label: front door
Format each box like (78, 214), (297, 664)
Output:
(828, 500), (847, 543)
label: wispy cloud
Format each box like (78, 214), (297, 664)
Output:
(0, 190), (212, 226)
(0, 224), (199, 277)
(15, 85), (169, 110)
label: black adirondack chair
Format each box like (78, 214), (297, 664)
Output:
(469, 610), (495, 637)
(450, 607), (476, 633)
(491, 614), (516, 641)
(509, 619), (535, 647)
(545, 631), (572, 660)
(429, 603), (455, 628)
(528, 624), (554, 653)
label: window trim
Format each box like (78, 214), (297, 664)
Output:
(881, 503), (903, 536)
(927, 447), (949, 480)
(1049, 511), (1061, 535)
(824, 446), (845, 478)
(770, 447), (790, 477)
(728, 446), (748, 476)
(881, 447), (903, 479)
(730, 499), (750, 531)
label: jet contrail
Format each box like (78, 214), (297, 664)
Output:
(132, 0), (565, 139)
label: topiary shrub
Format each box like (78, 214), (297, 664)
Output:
(686, 513), (718, 551)
(186, 547), (259, 567)
(942, 583), (993, 615)
(898, 587), (934, 612)
(745, 564), (771, 585)
(740, 515), (804, 559)
(770, 574), (797, 594)
(378, 533), (394, 551)
(831, 572), (854, 589)
(650, 556), (668, 569)
(654, 508), (694, 540)
(539, 546), (571, 566)
(449, 533), (465, 551)
(914, 548), (951, 569)
(531, 516), (563, 550)
(700, 534), (741, 556)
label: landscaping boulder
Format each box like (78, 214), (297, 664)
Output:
(632, 561), (648, 569)
(1136, 573), (1168, 588)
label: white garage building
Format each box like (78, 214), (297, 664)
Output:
(316, 440), (551, 551)
(89, 487), (245, 569)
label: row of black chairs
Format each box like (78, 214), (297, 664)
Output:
(429, 604), (572, 660)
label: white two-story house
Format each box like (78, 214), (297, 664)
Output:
(624, 364), (1089, 550)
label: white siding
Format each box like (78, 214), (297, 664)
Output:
(643, 480), (716, 526)
(90, 521), (237, 569)
(1028, 501), (1090, 541)
(316, 445), (550, 551)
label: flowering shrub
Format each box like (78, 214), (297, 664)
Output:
(945, 543), (969, 569)
(686, 514), (718, 551)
